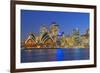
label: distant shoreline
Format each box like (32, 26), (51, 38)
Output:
(21, 48), (89, 50)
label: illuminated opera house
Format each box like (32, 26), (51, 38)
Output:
(21, 22), (89, 49)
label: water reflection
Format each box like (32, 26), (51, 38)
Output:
(21, 48), (89, 63)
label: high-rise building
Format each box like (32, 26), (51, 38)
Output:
(50, 22), (59, 37)
(40, 24), (48, 35)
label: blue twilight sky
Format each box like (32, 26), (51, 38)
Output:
(21, 10), (89, 40)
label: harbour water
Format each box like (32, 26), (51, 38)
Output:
(21, 48), (89, 63)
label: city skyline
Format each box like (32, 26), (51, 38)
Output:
(21, 10), (89, 40)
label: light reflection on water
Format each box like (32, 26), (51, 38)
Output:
(21, 48), (89, 63)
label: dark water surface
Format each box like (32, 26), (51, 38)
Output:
(21, 48), (89, 63)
